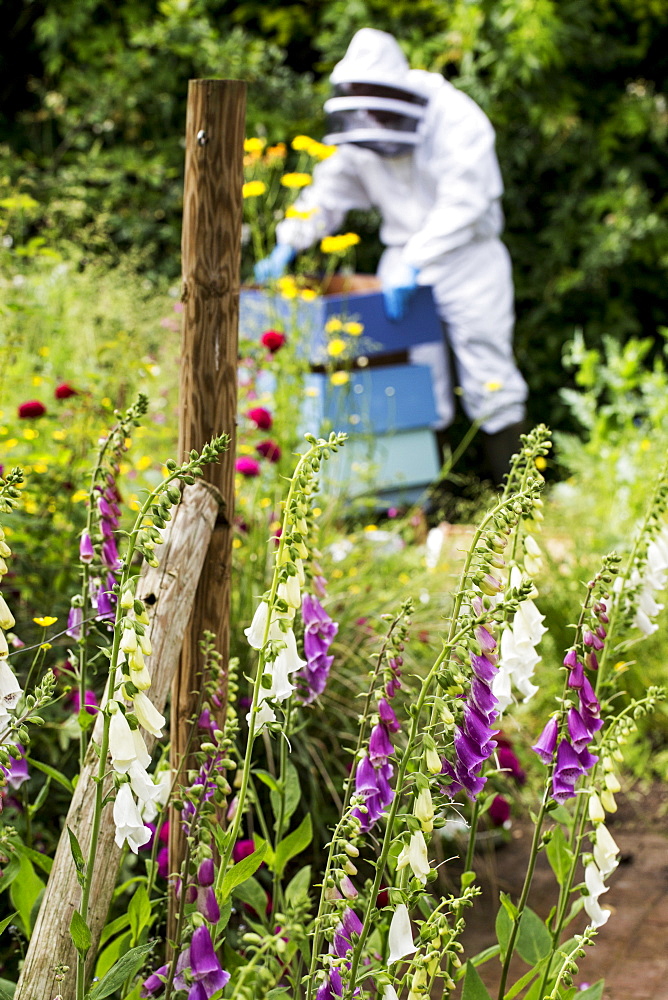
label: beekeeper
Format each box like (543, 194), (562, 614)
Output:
(255, 28), (528, 482)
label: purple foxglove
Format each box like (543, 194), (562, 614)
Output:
(340, 874), (358, 899)
(579, 676), (600, 715)
(141, 964), (169, 997)
(66, 605), (83, 640)
(464, 704), (498, 749)
(196, 885), (220, 923)
(567, 707), (593, 753)
(531, 717), (558, 764)
(470, 652), (497, 684)
(475, 625), (497, 653)
(198, 858), (215, 886)
(79, 531), (94, 564)
(575, 746), (599, 771)
(189, 925), (228, 982)
(4, 751), (29, 789)
(368, 722), (393, 764)
(378, 697), (400, 733)
(567, 661), (585, 688)
(113, 783), (151, 853)
(316, 969), (343, 1000)
(551, 771), (577, 804)
(453, 727), (489, 773)
(563, 648), (579, 669)
(388, 903), (417, 964)
(554, 739), (585, 783)
(470, 678), (498, 719)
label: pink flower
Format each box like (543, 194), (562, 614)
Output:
(55, 383), (78, 399)
(247, 407), (272, 430)
(232, 839), (256, 863)
(256, 439), (281, 462)
(235, 457), (261, 477)
(260, 330), (286, 353)
(18, 400), (46, 418)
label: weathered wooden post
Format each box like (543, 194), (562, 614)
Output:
(169, 79), (246, 906)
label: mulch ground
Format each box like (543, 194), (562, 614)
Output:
(438, 783), (668, 999)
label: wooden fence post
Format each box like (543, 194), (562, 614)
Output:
(170, 79), (246, 908)
(15, 483), (221, 1000)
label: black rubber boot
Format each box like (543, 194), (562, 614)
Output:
(482, 421), (526, 487)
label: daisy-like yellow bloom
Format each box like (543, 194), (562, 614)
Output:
(265, 142), (287, 160)
(277, 275), (298, 299)
(327, 338), (347, 357)
(343, 321), (364, 336)
(285, 205), (317, 220)
(330, 371), (349, 386)
(535, 456), (547, 470)
(320, 232), (360, 254)
(640, 438), (651, 451)
(71, 489), (88, 503)
(23, 428), (38, 440)
(242, 180), (267, 199)
(291, 134), (314, 151)
(280, 172), (312, 189)
(325, 317), (344, 334)
(300, 289), (318, 301)
(32, 375), (43, 387)
(34, 615), (57, 627)
(33, 463), (48, 474)
(244, 137), (266, 154)
(309, 142), (337, 160)
(38, 346), (50, 358)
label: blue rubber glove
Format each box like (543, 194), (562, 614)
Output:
(254, 244), (297, 283)
(382, 264), (420, 321)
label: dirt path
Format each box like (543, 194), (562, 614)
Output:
(444, 789), (668, 999)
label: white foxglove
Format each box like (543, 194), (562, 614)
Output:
(244, 600), (290, 649)
(113, 782), (152, 853)
(132, 691), (165, 737)
(0, 657), (22, 713)
(396, 830), (430, 884)
(388, 903), (416, 964)
(0, 595), (15, 631)
(583, 860), (611, 928)
(109, 706), (138, 773)
(593, 824), (620, 878)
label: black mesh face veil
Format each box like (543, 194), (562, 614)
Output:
(323, 82), (428, 157)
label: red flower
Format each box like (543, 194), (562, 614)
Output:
(261, 329), (286, 353)
(18, 400), (46, 419)
(235, 456), (261, 477)
(55, 382), (78, 399)
(247, 406), (272, 430)
(256, 439), (281, 463)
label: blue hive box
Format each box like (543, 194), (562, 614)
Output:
(239, 274), (442, 362)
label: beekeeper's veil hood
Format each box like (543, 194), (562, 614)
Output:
(323, 29), (428, 157)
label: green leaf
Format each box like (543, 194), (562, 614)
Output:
(577, 981), (604, 1000)
(69, 909), (92, 956)
(461, 960), (492, 1000)
(265, 991), (291, 999)
(89, 941), (155, 999)
(78, 707), (96, 732)
(546, 827), (575, 887)
(460, 869), (477, 890)
(499, 892), (519, 920)
(233, 875), (268, 917)
(128, 884), (152, 944)
(253, 768), (280, 794)
(550, 804), (574, 827)
(0, 914), (17, 938)
(0, 853), (21, 894)
(495, 904), (511, 960)
(28, 777), (52, 816)
(12, 843), (52, 876)
(504, 958), (548, 1000)
(99, 911), (132, 948)
(516, 907), (552, 965)
(0, 978), (15, 1000)
(25, 757), (73, 793)
(285, 864), (312, 906)
(270, 760), (301, 827)
(274, 814), (312, 877)
(10, 855), (45, 937)
(220, 843), (268, 901)
(95, 931), (131, 981)
(68, 827), (87, 888)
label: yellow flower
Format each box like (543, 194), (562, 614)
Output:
(244, 137), (266, 153)
(291, 134), (314, 151)
(101, 396), (112, 408)
(640, 438), (651, 451)
(32, 375), (43, 387)
(232, 537), (242, 549)
(285, 205), (317, 220)
(535, 456), (547, 470)
(5, 438), (18, 449)
(484, 379), (503, 392)
(265, 142), (287, 160)
(34, 616), (58, 627)
(23, 428), (38, 440)
(52, 430), (66, 441)
(343, 321), (364, 336)
(33, 463), (48, 474)
(137, 455), (152, 470)
(277, 276), (298, 299)
(325, 317), (344, 334)
(243, 180), (267, 199)
(260, 497), (272, 508)
(348, 583), (361, 595)
(308, 142), (337, 160)
(38, 346), (50, 358)
(300, 289), (318, 302)
(330, 371), (349, 386)
(327, 338), (347, 357)
(320, 232), (360, 254)
(280, 173), (312, 189)
(41, 642), (52, 651)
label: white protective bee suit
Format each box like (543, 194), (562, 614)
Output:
(273, 28), (528, 470)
